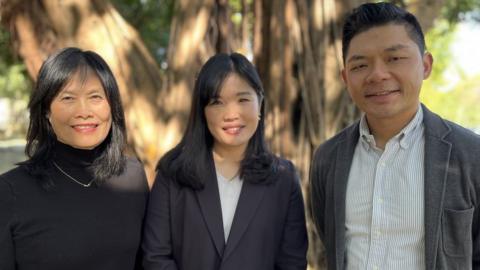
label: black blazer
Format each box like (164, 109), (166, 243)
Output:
(142, 157), (308, 270)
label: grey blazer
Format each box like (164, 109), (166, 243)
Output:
(310, 104), (480, 270)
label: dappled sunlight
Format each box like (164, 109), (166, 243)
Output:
(162, 80), (192, 114)
(175, 7), (211, 69)
(160, 116), (183, 155)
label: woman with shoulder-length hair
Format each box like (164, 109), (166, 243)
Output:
(142, 52), (308, 270)
(0, 47), (149, 270)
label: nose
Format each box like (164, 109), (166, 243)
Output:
(366, 60), (391, 83)
(74, 99), (94, 119)
(223, 104), (240, 122)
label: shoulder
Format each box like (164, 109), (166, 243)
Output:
(444, 120), (480, 148)
(0, 170), (16, 225)
(0, 165), (35, 189)
(441, 120), (480, 169)
(275, 158), (296, 175)
(271, 157), (300, 188)
(313, 121), (359, 165)
(0, 165), (41, 206)
(424, 108), (480, 150)
(0, 170), (15, 198)
(107, 156), (149, 193)
(423, 104), (480, 149)
(124, 156), (147, 175)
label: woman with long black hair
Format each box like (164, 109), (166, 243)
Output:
(142, 52), (308, 270)
(0, 47), (148, 270)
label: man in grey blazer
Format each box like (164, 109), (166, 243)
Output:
(310, 2), (480, 270)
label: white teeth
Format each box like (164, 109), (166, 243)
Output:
(225, 127), (241, 133)
(75, 125), (96, 130)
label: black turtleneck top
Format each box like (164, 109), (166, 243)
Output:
(0, 141), (149, 270)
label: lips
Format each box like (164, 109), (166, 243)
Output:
(365, 89), (400, 97)
(71, 123), (99, 133)
(222, 125), (245, 135)
(364, 89), (400, 104)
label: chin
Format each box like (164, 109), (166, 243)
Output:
(72, 141), (103, 150)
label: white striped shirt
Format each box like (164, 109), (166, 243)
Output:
(345, 106), (425, 270)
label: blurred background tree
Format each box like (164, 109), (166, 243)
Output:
(0, 29), (30, 139)
(420, 19), (480, 130)
(0, 0), (479, 269)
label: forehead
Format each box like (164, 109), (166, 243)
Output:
(347, 24), (417, 57)
(60, 68), (103, 93)
(217, 73), (255, 96)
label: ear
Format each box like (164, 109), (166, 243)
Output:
(422, 52), (433, 79)
(341, 68), (347, 84)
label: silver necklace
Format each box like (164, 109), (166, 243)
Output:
(217, 170), (240, 181)
(52, 161), (94, 188)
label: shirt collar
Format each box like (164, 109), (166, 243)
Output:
(359, 104), (424, 150)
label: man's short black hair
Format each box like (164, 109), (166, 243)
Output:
(342, 2), (426, 63)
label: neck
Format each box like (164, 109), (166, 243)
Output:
(366, 107), (418, 149)
(212, 143), (246, 163)
(212, 144), (245, 179)
(53, 140), (99, 167)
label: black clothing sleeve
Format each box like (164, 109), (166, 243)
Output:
(0, 178), (15, 270)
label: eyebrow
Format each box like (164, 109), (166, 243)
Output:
(212, 90), (254, 100)
(347, 44), (411, 63)
(236, 91), (254, 97)
(385, 44), (410, 52)
(58, 89), (103, 95)
(346, 55), (366, 63)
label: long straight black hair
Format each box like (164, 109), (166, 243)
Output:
(20, 47), (127, 189)
(158, 53), (278, 190)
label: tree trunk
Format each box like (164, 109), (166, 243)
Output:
(162, 0), (216, 155)
(253, 0), (364, 268)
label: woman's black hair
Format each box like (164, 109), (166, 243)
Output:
(20, 47), (127, 189)
(157, 52), (278, 190)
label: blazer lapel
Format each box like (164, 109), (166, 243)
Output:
(221, 180), (267, 261)
(422, 105), (452, 270)
(195, 156), (226, 258)
(333, 123), (359, 270)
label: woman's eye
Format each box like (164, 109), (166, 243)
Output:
(90, 95), (104, 100)
(208, 99), (222, 105)
(350, 64), (367, 71)
(239, 98), (250, 102)
(61, 96), (74, 101)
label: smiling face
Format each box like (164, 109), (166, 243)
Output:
(48, 69), (112, 149)
(204, 73), (261, 155)
(342, 23), (433, 126)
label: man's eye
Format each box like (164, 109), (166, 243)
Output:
(389, 56), (406, 62)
